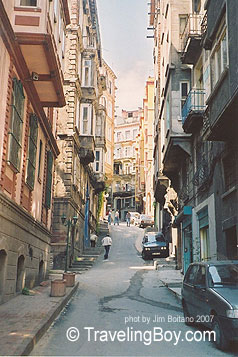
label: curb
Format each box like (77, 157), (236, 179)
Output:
(17, 282), (79, 356)
(159, 280), (182, 302)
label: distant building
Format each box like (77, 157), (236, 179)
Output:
(113, 109), (142, 220)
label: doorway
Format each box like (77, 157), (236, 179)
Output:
(0, 250), (7, 301)
(16, 255), (25, 293)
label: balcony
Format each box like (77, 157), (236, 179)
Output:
(77, 135), (95, 165)
(162, 136), (191, 190)
(182, 89), (206, 133)
(154, 174), (169, 205)
(181, 14), (203, 64)
(11, 1), (70, 107)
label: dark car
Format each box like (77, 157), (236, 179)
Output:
(182, 261), (238, 351)
(142, 232), (169, 260)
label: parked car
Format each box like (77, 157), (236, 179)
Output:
(142, 231), (169, 260)
(139, 214), (154, 228)
(129, 212), (141, 226)
(182, 261), (238, 351)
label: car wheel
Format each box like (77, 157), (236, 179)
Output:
(212, 316), (229, 351)
(183, 302), (195, 326)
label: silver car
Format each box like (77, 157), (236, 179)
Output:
(182, 261), (238, 350)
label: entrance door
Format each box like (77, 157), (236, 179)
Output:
(183, 225), (192, 273)
(200, 226), (210, 261)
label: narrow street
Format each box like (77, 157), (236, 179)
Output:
(31, 225), (231, 356)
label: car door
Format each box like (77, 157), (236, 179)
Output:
(183, 264), (200, 317)
(192, 265), (210, 322)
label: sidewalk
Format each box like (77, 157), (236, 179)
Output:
(156, 266), (183, 301)
(0, 276), (79, 356)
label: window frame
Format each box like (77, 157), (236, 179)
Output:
(80, 103), (92, 135)
(210, 21), (228, 90)
(8, 78), (25, 172)
(26, 113), (38, 190)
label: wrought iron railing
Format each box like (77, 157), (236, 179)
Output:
(182, 89), (206, 125)
(181, 14), (204, 53)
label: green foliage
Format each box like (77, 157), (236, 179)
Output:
(22, 287), (30, 295)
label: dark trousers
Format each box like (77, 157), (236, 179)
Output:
(104, 245), (111, 259)
(90, 240), (96, 247)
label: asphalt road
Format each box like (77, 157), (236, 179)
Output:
(31, 224), (236, 357)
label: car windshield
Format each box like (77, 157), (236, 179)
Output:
(144, 233), (165, 243)
(208, 264), (238, 287)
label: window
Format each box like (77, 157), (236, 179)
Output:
(133, 129), (137, 139)
(180, 81), (189, 117)
(166, 95), (170, 130)
(108, 100), (112, 118)
(125, 130), (130, 140)
(37, 140), (43, 180)
(116, 132), (121, 141)
(83, 60), (92, 87)
(95, 150), (100, 172)
(109, 80), (112, 94)
(96, 114), (102, 136)
(26, 114), (38, 190)
(210, 23), (228, 89)
(8, 78), (25, 171)
(128, 112), (133, 118)
(54, 0), (58, 21)
(179, 15), (188, 38)
(20, 0), (37, 5)
(80, 104), (92, 135)
(117, 148), (121, 158)
(45, 150), (53, 209)
(125, 147), (130, 157)
(223, 154), (236, 191)
(165, 3), (169, 18)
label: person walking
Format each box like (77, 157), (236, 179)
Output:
(90, 231), (98, 248)
(114, 210), (119, 225)
(102, 233), (112, 260)
(126, 211), (131, 227)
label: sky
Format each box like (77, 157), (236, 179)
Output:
(97, 0), (154, 114)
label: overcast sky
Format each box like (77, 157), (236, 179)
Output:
(97, 0), (154, 114)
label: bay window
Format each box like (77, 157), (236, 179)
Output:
(210, 22), (228, 89)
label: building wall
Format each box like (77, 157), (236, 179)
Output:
(0, 0), (64, 302)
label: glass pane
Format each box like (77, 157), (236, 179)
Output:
(8, 133), (21, 171)
(26, 160), (35, 189)
(20, 0), (37, 5)
(11, 107), (22, 141)
(222, 33), (227, 69)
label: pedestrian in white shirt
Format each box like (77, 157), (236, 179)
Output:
(102, 233), (112, 260)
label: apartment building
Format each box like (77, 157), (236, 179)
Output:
(52, 0), (107, 269)
(152, 0), (238, 272)
(98, 60), (117, 217)
(0, 0), (69, 302)
(113, 109), (142, 220)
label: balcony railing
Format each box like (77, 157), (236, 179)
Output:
(181, 14), (203, 52)
(182, 89), (206, 125)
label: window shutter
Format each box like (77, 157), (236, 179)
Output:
(45, 150), (53, 208)
(26, 114), (38, 189)
(8, 78), (25, 171)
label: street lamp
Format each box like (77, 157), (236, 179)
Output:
(61, 214), (78, 272)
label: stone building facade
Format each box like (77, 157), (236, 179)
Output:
(0, 0), (69, 303)
(113, 110), (142, 221)
(52, 0), (107, 269)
